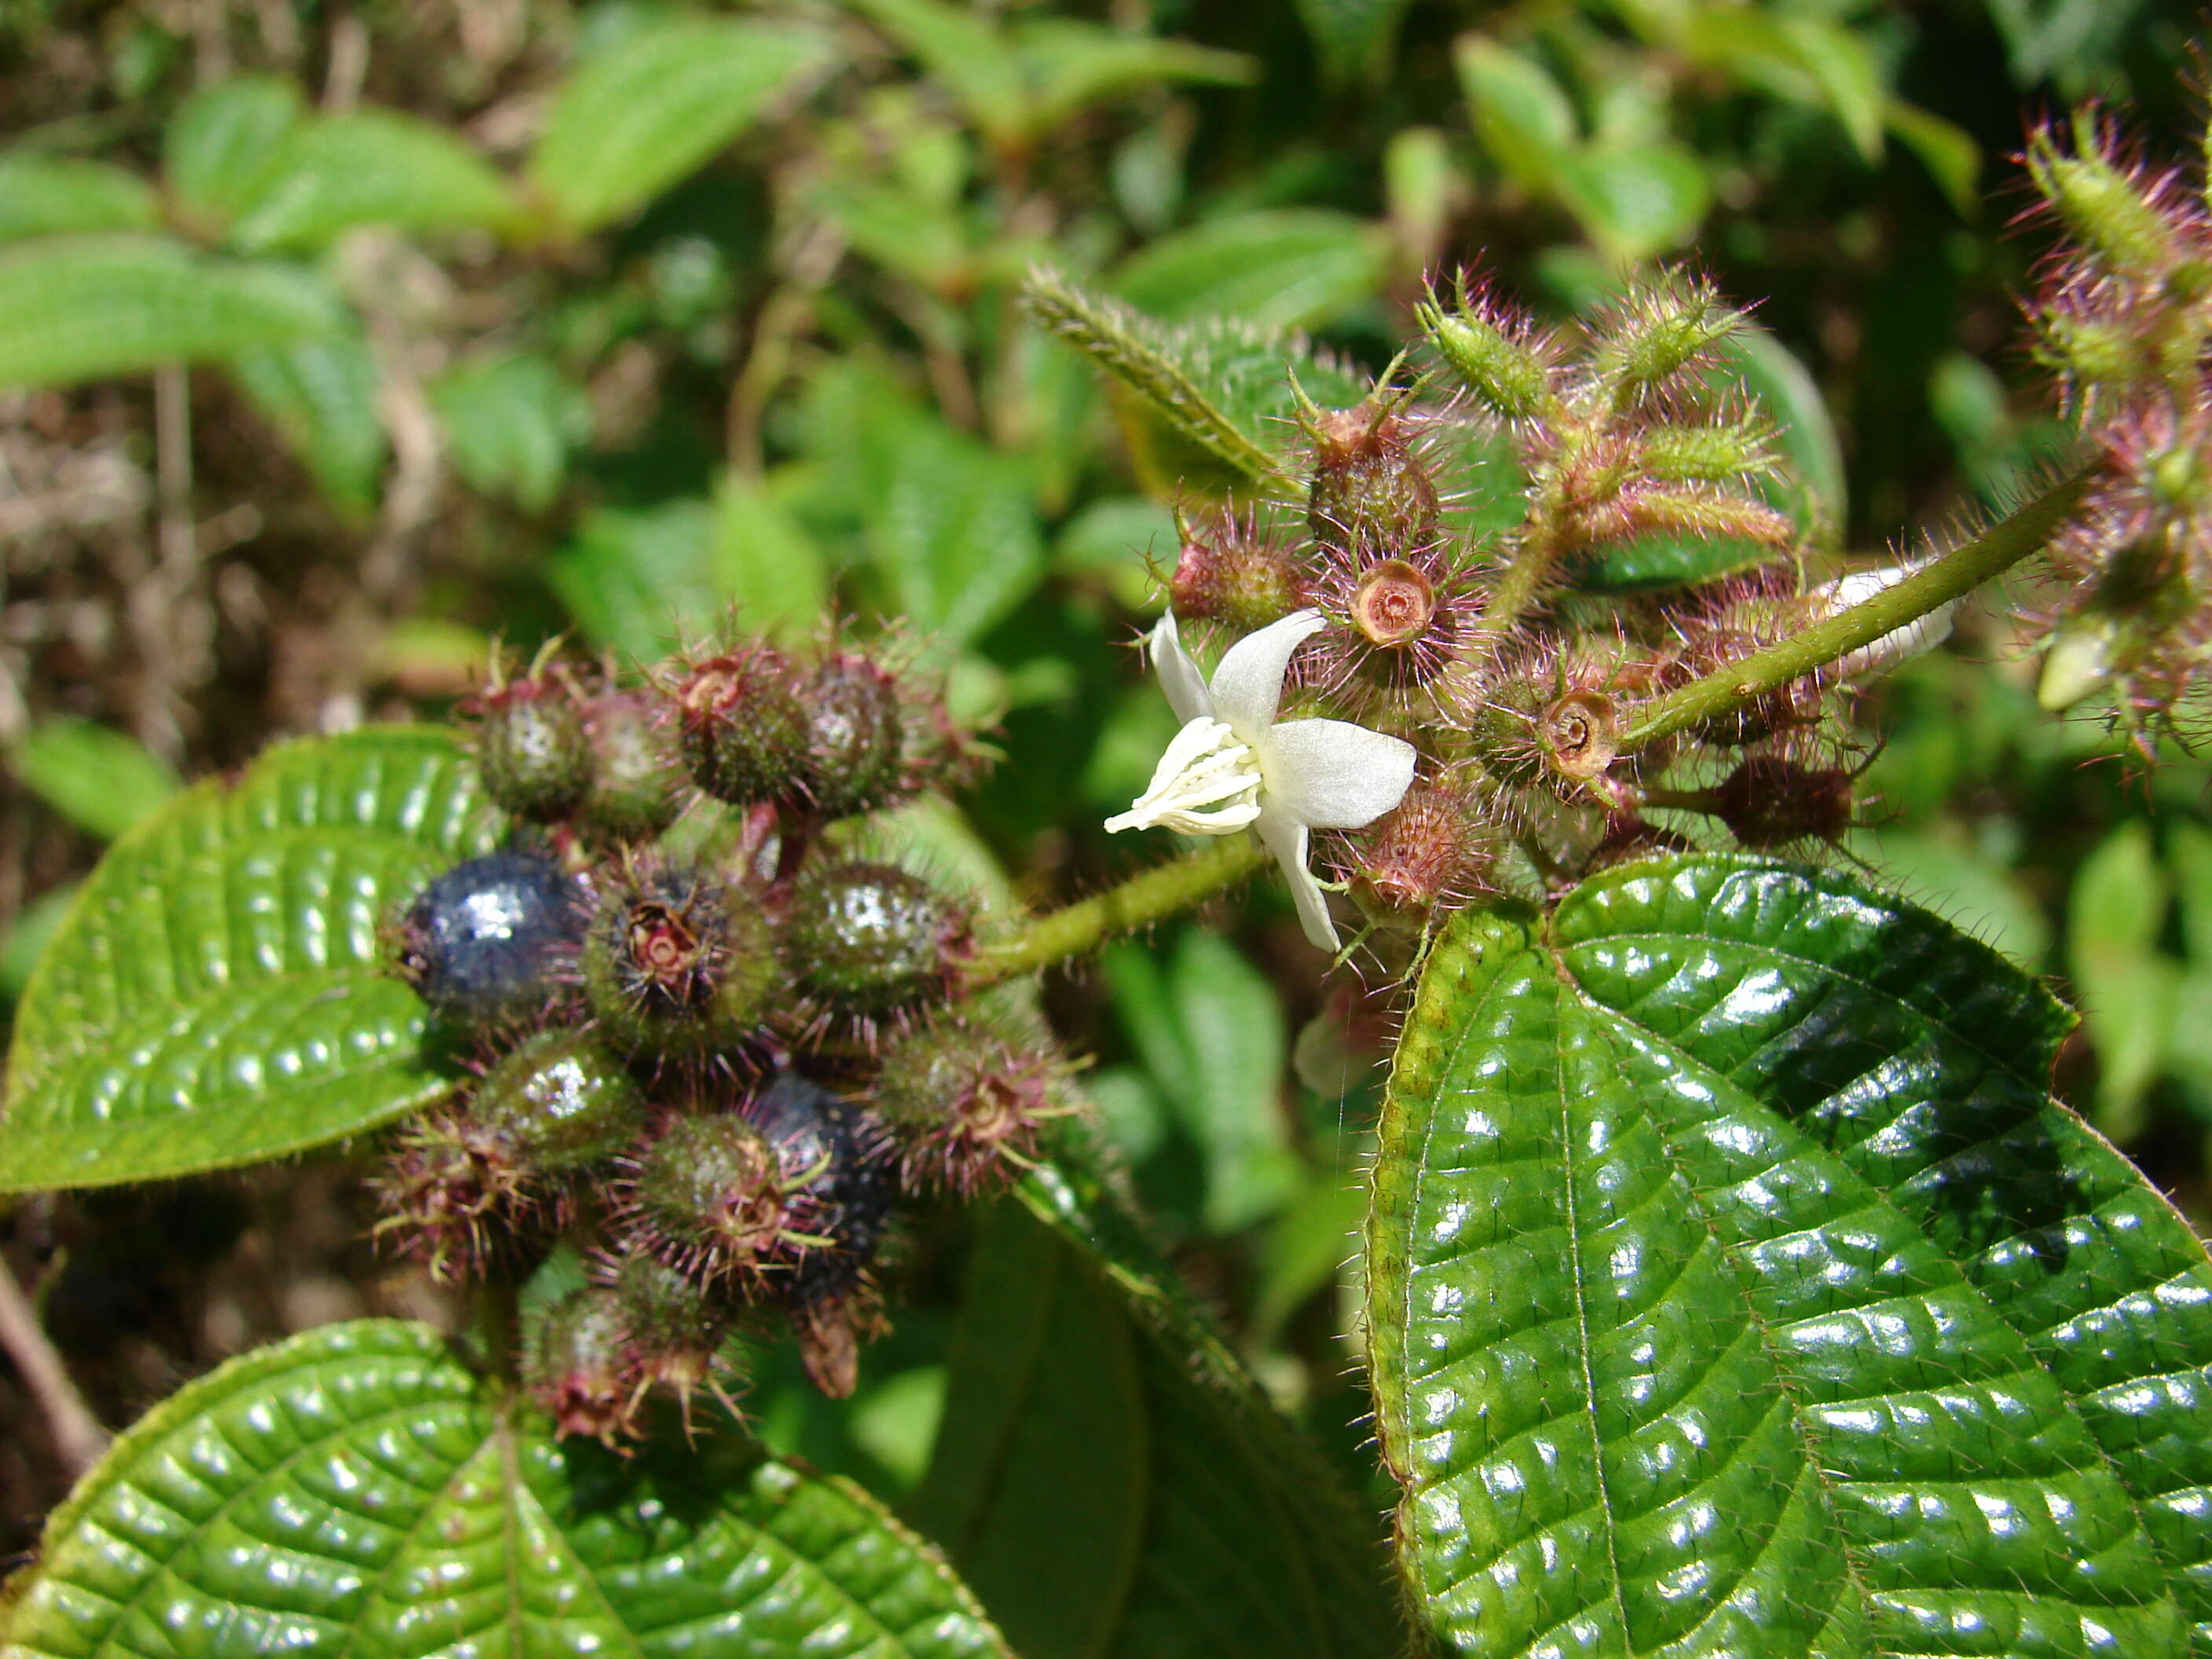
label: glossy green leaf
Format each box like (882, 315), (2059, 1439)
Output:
(1288, 0), (1417, 83)
(0, 1319), (1011, 1659)
(1112, 209), (1386, 331)
(430, 351), (589, 512)
(914, 1185), (1401, 1658)
(11, 716), (181, 842)
(164, 75), (302, 225)
(0, 155), (158, 242)
(0, 727), (504, 1192)
(229, 109), (518, 252)
(0, 236), (343, 388)
(230, 330), (388, 515)
(1368, 855), (2212, 1656)
(531, 18), (833, 234)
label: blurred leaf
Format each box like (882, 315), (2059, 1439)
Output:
(0, 1320), (1011, 1658)
(429, 351), (588, 512)
(844, 0), (1027, 147)
(1455, 36), (1579, 194)
(1288, 0), (1417, 84)
(11, 716), (181, 842)
(1868, 826), (2051, 967)
(0, 155), (158, 241)
(1987, 0), (2153, 87)
(2170, 819), (2212, 969)
(1885, 100), (1982, 217)
(1571, 529), (1771, 591)
(1056, 495), (1175, 610)
(1555, 139), (1710, 263)
(550, 500), (716, 663)
(1369, 856), (2212, 1654)
(866, 412), (1044, 650)
(1111, 209), (1386, 331)
(0, 728), (501, 1191)
(532, 17), (834, 233)
(2069, 820), (2175, 1140)
(0, 236), (344, 388)
(1252, 1170), (1364, 1342)
(0, 885), (74, 1004)
(1681, 10), (1885, 161)
(811, 176), (971, 293)
(163, 75), (301, 225)
(1101, 928), (1297, 1233)
(712, 470), (832, 644)
(229, 109), (518, 252)
(230, 330), (387, 515)
(1715, 323), (1847, 529)
(1013, 19), (1254, 130)
(914, 1196), (1400, 1658)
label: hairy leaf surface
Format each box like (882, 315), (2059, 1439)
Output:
(0, 727), (503, 1190)
(1367, 854), (2212, 1657)
(0, 1320), (1010, 1659)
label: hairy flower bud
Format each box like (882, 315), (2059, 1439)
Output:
(1708, 753), (1859, 851)
(1343, 767), (1498, 919)
(580, 690), (684, 842)
(1418, 284), (1554, 423)
(1304, 396), (1440, 558)
(674, 643), (810, 805)
(1168, 513), (1308, 632)
(872, 1017), (1061, 1194)
(581, 863), (778, 1057)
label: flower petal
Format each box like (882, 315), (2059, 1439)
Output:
(1254, 810), (1337, 951)
(1148, 612), (1215, 725)
(1207, 609), (1326, 736)
(1259, 718), (1418, 830)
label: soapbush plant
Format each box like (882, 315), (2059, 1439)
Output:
(6, 3), (2212, 1657)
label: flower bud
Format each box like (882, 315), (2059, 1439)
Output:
(1304, 399), (1441, 557)
(2028, 122), (2186, 277)
(581, 863), (778, 1057)
(797, 652), (906, 820)
(394, 851), (584, 1027)
(580, 690), (684, 842)
(673, 643), (809, 805)
(872, 1016), (1060, 1194)
(1343, 767), (1498, 919)
(787, 862), (969, 1016)
(1588, 274), (1737, 405)
(1708, 754), (1856, 851)
(467, 663), (591, 823)
(522, 1288), (636, 1448)
(1169, 514), (1308, 632)
(1418, 290), (1553, 423)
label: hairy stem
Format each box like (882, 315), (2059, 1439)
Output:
(968, 837), (1268, 986)
(1624, 470), (2092, 750)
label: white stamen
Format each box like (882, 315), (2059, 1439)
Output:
(1104, 716), (1263, 836)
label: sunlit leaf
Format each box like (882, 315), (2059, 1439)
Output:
(0, 155), (158, 242)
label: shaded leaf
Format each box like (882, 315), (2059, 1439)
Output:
(1367, 855), (2212, 1655)
(1886, 100), (1982, 218)
(914, 1188), (1401, 1658)
(532, 17), (833, 234)
(1555, 139), (1710, 263)
(1288, 0), (1418, 84)
(10, 716), (180, 842)
(1111, 209), (1386, 331)
(0, 155), (158, 242)
(1455, 37), (1579, 195)
(430, 351), (589, 512)
(230, 329), (387, 515)
(229, 109), (518, 252)
(0, 236), (343, 388)
(0, 1319), (1010, 1659)
(164, 75), (302, 225)
(550, 500), (718, 663)
(0, 727), (503, 1191)
(1012, 19), (1254, 132)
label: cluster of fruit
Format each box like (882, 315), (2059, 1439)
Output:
(375, 639), (1057, 1442)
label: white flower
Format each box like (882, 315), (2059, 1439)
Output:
(1105, 610), (1417, 950)
(1810, 562), (1954, 679)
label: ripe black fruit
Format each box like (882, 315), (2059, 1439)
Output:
(395, 851), (583, 1026)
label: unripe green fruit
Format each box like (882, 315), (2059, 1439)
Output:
(676, 646), (809, 804)
(623, 1114), (819, 1284)
(473, 1031), (644, 1171)
(582, 691), (683, 840)
(799, 654), (905, 819)
(610, 1254), (726, 1358)
(472, 683), (591, 822)
(788, 862), (967, 1013)
(1306, 405), (1439, 555)
(581, 866), (778, 1056)
(873, 1017), (1053, 1194)
(523, 1288), (635, 1446)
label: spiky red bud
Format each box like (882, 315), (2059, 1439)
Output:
(581, 862), (778, 1057)
(674, 643), (810, 805)
(1168, 515), (1308, 632)
(871, 1017), (1062, 1194)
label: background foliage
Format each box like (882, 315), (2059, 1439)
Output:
(2, 0), (2211, 1645)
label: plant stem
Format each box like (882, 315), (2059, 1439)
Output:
(967, 837), (1268, 986)
(0, 1254), (108, 1476)
(1624, 469), (2092, 751)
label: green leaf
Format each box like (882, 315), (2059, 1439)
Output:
(531, 17), (833, 234)
(230, 330), (387, 515)
(1367, 855), (2212, 1655)
(1111, 209), (1386, 331)
(914, 1192), (1401, 1658)
(2068, 821), (2177, 1141)
(1287, 0), (1418, 84)
(0, 727), (504, 1192)
(1680, 10), (1885, 162)
(866, 415), (1044, 651)
(0, 155), (158, 242)
(1885, 100), (1981, 217)
(11, 716), (181, 841)
(0, 1319), (1011, 1659)
(0, 236), (344, 389)
(429, 351), (588, 512)
(844, 0), (1028, 148)
(1555, 139), (1711, 263)
(712, 470), (832, 643)
(549, 500), (718, 663)
(228, 108), (518, 252)
(1101, 928), (1298, 1234)
(164, 75), (302, 226)
(1011, 19), (1254, 132)
(1455, 37), (1580, 196)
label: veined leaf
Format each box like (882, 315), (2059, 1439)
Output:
(0, 727), (504, 1191)
(531, 17), (833, 234)
(1111, 209), (1386, 331)
(429, 351), (590, 512)
(164, 75), (302, 226)
(0, 155), (158, 242)
(229, 108), (518, 252)
(230, 328), (388, 515)
(0, 1320), (1010, 1659)
(0, 236), (343, 388)
(914, 1174), (1402, 1658)
(1367, 855), (2212, 1655)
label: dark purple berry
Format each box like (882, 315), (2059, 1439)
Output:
(394, 851), (583, 1027)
